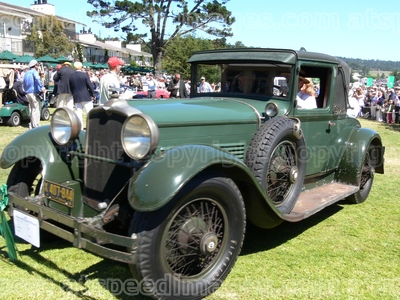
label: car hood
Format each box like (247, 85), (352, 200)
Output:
(126, 97), (263, 126)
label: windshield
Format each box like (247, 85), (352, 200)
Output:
(192, 62), (293, 99)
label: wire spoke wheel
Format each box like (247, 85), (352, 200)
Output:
(266, 140), (298, 206)
(129, 175), (246, 299)
(163, 198), (226, 277)
(245, 117), (306, 213)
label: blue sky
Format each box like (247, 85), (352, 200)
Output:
(9, 0), (400, 61)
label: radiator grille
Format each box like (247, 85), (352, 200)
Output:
(84, 110), (132, 202)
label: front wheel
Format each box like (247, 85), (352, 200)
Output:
(129, 175), (246, 299)
(6, 158), (42, 216)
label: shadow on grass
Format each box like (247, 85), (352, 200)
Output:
(383, 123), (400, 131)
(1, 203), (343, 299)
(13, 239), (149, 300)
(241, 203), (343, 256)
(0, 218), (148, 300)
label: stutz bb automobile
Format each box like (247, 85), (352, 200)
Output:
(1, 48), (384, 299)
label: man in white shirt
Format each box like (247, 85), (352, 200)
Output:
(99, 57), (124, 105)
(198, 76), (212, 93)
(146, 73), (158, 98)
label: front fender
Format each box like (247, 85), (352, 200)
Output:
(128, 144), (284, 228)
(128, 144), (247, 211)
(1, 125), (86, 183)
(336, 127), (384, 186)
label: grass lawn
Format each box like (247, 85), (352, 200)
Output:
(0, 116), (399, 299)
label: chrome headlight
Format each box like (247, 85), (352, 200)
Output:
(121, 114), (159, 160)
(50, 108), (82, 145)
(265, 102), (279, 117)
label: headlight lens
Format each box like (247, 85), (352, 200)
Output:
(50, 108), (82, 145)
(121, 114), (159, 160)
(265, 102), (279, 117)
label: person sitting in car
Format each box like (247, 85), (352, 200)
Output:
(296, 77), (317, 109)
(231, 70), (256, 93)
(12, 75), (29, 105)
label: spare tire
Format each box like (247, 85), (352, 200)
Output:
(245, 117), (306, 214)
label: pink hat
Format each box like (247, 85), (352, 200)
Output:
(108, 57), (124, 68)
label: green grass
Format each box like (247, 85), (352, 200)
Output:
(0, 118), (399, 299)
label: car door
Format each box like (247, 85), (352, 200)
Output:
(293, 63), (346, 176)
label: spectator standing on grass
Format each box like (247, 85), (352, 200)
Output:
(354, 87), (365, 117)
(23, 59), (46, 129)
(146, 73), (158, 98)
(167, 73), (188, 98)
(99, 56), (124, 105)
(53, 61), (75, 108)
(132, 74), (142, 90)
(387, 99), (394, 124)
(198, 76), (212, 93)
(394, 89), (400, 124)
(374, 90), (385, 122)
(69, 62), (95, 126)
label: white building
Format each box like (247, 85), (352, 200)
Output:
(0, 1), (152, 66)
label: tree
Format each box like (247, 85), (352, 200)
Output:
(390, 70), (400, 82)
(26, 15), (74, 58)
(162, 35), (217, 79)
(87, 0), (235, 76)
(75, 43), (84, 62)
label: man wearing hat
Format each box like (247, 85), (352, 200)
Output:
(53, 61), (75, 108)
(145, 73), (157, 98)
(23, 59), (46, 129)
(99, 56), (124, 105)
(198, 76), (212, 93)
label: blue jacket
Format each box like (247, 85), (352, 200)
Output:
(69, 70), (95, 103)
(23, 68), (44, 94)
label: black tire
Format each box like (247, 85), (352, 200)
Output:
(41, 107), (50, 121)
(6, 112), (21, 127)
(7, 158), (43, 217)
(346, 146), (375, 204)
(245, 117), (306, 213)
(128, 175), (246, 300)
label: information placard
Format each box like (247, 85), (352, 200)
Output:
(13, 210), (40, 248)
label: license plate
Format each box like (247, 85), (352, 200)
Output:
(43, 180), (74, 208)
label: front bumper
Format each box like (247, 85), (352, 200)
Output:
(8, 192), (137, 264)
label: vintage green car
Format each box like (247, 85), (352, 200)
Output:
(1, 48), (384, 299)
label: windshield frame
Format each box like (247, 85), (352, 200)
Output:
(190, 61), (294, 101)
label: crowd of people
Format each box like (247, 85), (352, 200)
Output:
(10, 57), (195, 129)
(348, 84), (400, 124)
(8, 57), (400, 128)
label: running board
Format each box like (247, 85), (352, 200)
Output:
(283, 182), (359, 222)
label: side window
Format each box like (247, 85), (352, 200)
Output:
(297, 66), (332, 109)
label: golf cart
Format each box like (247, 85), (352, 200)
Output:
(0, 64), (50, 126)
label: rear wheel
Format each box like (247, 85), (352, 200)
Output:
(347, 147), (375, 204)
(128, 175), (246, 299)
(6, 112), (21, 127)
